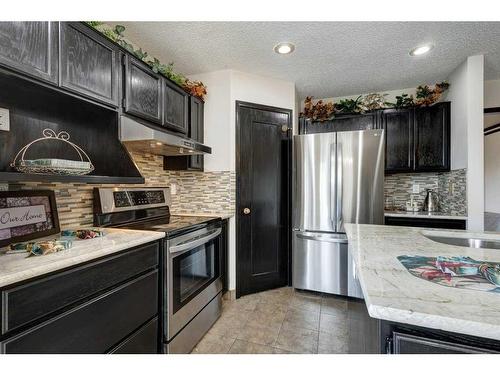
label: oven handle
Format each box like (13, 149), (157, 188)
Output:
(169, 228), (222, 254)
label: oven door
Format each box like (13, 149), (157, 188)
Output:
(166, 224), (223, 340)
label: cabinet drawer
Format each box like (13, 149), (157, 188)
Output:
(393, 332), (497, 354)
(1, 270), (158, 354)
(1, 241), (159, 335)
(110, 317), (158, 354)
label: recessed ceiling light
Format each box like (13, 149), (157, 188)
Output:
(274, 42), (295, 55)
(409, 44), (434, 56)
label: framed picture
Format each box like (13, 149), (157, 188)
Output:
(0, 190), (60, 248)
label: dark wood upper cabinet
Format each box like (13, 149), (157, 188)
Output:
(299, 111), (379, 134)
(164, 96), (204, 171)
(0, 22), (58, 84)
(299, 102), (450, 174)
(188, 96), (204, 170)
(414, 102), (450, 172)
(380, 108), (414, 173)
(59, 22), (120, 107)
(123, 56), (162, 124)
(163, 78), (189, 134)
(381, 102), (450, 174)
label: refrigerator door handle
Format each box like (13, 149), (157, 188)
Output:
(336, 142), (343, 231)
(330, 142), (337, 229)
(296, 233), (348, 244)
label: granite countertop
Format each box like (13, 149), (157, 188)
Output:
(384, 210), (468, 220)
(0, 228), (165, 288)
(344, 223), (500, 341)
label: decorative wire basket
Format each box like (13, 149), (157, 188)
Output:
(11, 129), (95, 176)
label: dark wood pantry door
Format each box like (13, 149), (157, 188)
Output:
(236, 101), (292, 298)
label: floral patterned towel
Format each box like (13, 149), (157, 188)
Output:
(398, 255), (500, 294)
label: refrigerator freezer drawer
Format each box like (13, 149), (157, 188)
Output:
(292, 231), (348, 295)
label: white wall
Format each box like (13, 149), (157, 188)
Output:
(443, 61), (468, 170)
(444, 56), (485, 230)
(189, 69), (296, 292)
(484, 79), (500, 109)
(485, 132), (500, 213)
(466, 55), (485, 231)
(484, 79), (500, 214)
(188, 70), (232, 172)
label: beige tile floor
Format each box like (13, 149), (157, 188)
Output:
(191, 287), (349, 354)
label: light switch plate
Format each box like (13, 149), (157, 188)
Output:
(0, 107), (10, 131)
(412, 184), (419, 194)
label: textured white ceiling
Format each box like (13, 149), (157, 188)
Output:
(117, 22), (500, 100)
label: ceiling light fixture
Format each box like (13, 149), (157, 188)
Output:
(274, 42), (295, 55)
(409, 44), (434, 56)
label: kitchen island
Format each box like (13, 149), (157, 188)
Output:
(344, 223), (500, 353)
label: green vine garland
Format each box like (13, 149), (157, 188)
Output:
(86, 22), (207, 99)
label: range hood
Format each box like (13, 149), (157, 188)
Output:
(119, 115), (212, 156)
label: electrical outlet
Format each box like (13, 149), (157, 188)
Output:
(412, 184), (419, 194)
(449, 181), (455, 195)
(170, 183), (177, 195)
(0, 107), (10, 131)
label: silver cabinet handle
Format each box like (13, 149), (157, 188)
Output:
(330, 142), (336, 229)
(243, 207), (251, 215)
(296, 233), (348, 244)
(336, 142), (343, 231)
(169, 228), (222, 254)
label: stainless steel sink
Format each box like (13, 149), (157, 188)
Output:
(424, 234), (500, 249)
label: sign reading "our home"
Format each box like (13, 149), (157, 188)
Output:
(0, 205), (47, 230)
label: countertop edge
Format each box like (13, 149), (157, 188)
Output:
(366, 302), (500, 342)
(0, 229), (165, 288)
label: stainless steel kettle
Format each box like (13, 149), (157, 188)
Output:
(423, 189), (439, 212)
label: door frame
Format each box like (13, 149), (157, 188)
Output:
(235, 100), (293, 298)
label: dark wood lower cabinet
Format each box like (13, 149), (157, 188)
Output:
(391, 332), (496, 354)
(0, 241), (161, 354)
(2, 242), (159, 335)
(347, 299), (500, 354)
(385, 216), (466, 230)
(109, 317), (158, 354)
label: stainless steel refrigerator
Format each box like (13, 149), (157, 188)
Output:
(292, 129), (385, 298)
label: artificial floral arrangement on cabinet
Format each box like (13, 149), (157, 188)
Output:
(86, 22), (207, 100)
(300, 81), (450, 122)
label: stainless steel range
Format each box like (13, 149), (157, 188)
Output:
(93, 187), (223, 354)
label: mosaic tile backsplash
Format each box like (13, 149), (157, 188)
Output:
(8, 152), (235, 229)
(384, 169), (467, 215)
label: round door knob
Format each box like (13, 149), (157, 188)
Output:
(243, 208), (251, 215)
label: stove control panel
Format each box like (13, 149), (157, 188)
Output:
(95, 187), (171, 214)
(114, 190), (165, 208)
